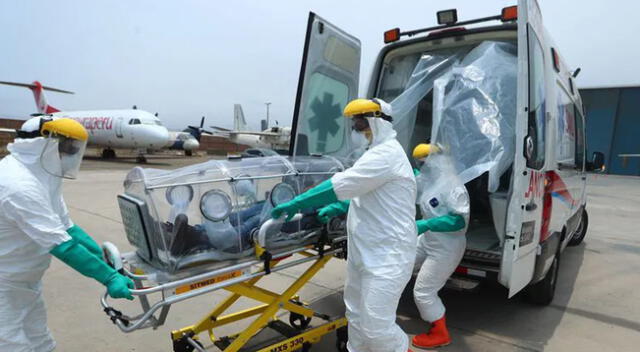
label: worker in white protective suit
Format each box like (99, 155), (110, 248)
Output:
(0, 116), (134, 352)
(411, 143), (469, 349)
(272, 98), (417, 352)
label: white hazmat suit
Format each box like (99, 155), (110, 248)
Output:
(0, 137), (74, 351)
(331, 117), (417, 352)
(414, 154), (469, 323)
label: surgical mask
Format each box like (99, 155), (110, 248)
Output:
(350, 129), (370, 150)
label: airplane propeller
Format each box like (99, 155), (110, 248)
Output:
(186, 116), (213, 141)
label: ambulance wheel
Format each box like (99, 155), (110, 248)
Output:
(136, 155), (147, 163)
(568, 209), (588, 246)
(525, 251), (560, 306)
(301, 342), (312, 352)
(289, 312), (312, 330)
(336, 326), (348, 352)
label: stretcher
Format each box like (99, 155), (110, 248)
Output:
(100, 155), (351, 351)
(101, 216), (349, 352)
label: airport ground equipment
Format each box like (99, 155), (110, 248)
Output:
(100, 155), (350, 351)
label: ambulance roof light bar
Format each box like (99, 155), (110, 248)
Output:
(384, 5), (517, 44)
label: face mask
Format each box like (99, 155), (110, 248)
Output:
(350, 129), (370, 149)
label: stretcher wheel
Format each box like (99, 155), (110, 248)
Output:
(289, 312), (312, 330)
(336, 326), (348, 352)
(172, 336), (203, 352)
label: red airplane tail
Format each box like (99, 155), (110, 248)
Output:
(0, 80), (73, 114)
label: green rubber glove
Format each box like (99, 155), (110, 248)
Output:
(416, 219), (430, 235)
(317, 200), (350, 224)
(66, 225), (103, 260)
(413, 168), (421, 176)
(51, 240), (134, 300)
(416, 213), (466, 235)
(271, 179), (338, 220)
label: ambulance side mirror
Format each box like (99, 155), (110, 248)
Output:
(586, 151), (605, 172)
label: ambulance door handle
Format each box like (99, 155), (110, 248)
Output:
(525, 203), (537, 211)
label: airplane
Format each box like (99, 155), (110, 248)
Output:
(0, 81), (170, 163)
(166, 116), (213, 156)
(211, 104), (291, 152)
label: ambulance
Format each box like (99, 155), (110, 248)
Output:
(287, 0), (605, 304)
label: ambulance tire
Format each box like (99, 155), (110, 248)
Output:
(568, 209), (588, 246)
(525, 251), (560, 306)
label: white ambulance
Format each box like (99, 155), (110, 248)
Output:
(288, 0), (605, 304)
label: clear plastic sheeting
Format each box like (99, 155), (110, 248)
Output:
(386, 41), (517, 192)
(389, 52), (465, 152)
(118, 155), (344, 273)
(431, 41), (517, 191)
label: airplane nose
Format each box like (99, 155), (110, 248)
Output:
(150, 127), (170, 148)
(183, 139), (200, 150)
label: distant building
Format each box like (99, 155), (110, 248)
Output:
(0, 117), (26, 130)
(0, 118), (24, 155)
(581, 86), (640, 176)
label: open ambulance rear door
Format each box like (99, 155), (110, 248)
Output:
(289, 12), (361, 158)
(500, 0), (547, 297)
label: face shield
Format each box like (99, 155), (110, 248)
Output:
(40, 135), (87, 179)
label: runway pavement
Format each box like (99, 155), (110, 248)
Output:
(42, 157), (640, 351)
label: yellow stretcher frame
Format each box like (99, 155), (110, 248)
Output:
(170, 246), (346, 352)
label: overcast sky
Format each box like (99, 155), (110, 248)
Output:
(1, 0), (638, 130)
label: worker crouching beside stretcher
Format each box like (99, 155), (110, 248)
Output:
(272, 98), (418, 352)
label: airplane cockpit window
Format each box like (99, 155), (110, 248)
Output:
(141, 119), (163, 126)
(129, 118), (141, 125)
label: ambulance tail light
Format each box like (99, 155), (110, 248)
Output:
(501, 6), (518, 22)
(384, 28), (401, 43)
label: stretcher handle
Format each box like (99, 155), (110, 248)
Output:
(258, 213), (304, 248)
(101, 292), (132, 330)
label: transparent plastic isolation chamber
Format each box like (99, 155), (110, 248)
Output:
(117, 155), (345, 273)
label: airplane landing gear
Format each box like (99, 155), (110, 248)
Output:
(101, 148), (116, 159)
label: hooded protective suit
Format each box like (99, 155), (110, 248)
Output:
(332, 117), (417, 352)
(272, 100), (417, 352)
(413, 154), (469, 323)
(0, 137), (73, 351)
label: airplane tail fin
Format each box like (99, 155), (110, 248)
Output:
(233, 104), (249, 131)
(0, 80), (73, 114)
